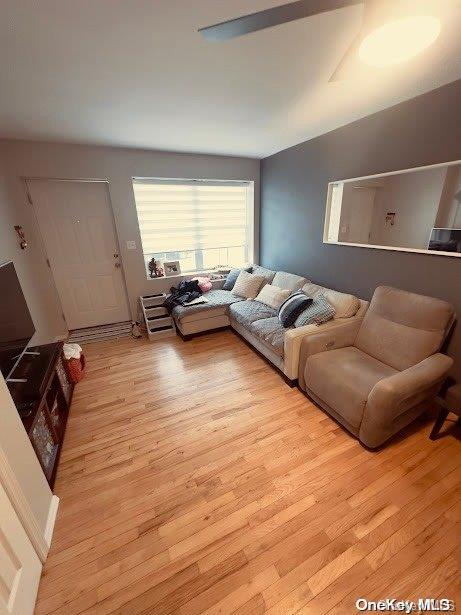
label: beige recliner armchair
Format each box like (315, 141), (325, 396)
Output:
(298, 286), (455, 448)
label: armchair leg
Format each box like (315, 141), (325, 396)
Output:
(429, 407), (449, 440)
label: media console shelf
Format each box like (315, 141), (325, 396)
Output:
(8, 342), (74, 488)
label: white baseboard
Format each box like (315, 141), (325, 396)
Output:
(53, 334), (68, 342)
(44, 495), (60, 548)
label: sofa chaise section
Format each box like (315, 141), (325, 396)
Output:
(173, 289), (244, 337)
(171, 267), (368, 386)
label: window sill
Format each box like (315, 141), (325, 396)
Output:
(146, 269), (227, 282)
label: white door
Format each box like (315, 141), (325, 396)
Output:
(28, 180), (130, 330)
(346, 188), (376, 243)
(0, 482), (42, 615)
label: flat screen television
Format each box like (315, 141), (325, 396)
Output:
(428, 228), (461, 253)
(0, 261), (36, 380)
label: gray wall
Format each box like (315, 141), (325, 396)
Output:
(0, 140), (260, 339)
(261, 79), (461, 379)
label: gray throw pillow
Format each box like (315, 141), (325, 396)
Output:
(294, 294), (335, 327)
(223, 266), (253, 291)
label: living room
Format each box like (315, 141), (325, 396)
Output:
(0, 1), (460, 614)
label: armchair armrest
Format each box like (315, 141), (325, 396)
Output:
(291, 318), (362, 387)
(360, 353), (453, 448)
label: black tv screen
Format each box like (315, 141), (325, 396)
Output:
(0, 262), (36, 379)
(428, 228), (461, 253)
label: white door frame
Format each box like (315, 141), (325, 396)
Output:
(0, 444), (57, 564)
(24, 177), (131, 329)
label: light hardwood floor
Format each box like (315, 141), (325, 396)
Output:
(36, 331), (461, 615)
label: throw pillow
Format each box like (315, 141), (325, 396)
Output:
(323, 289), (360, 319)
(232, 271), (265, 299)
(254, 284), (291, 310)
(278, 291), (313, 328)
(294, 294), (336, 327)
(191, 276), (212, 292)
(251, 265), (276, 286)
(222, 266), (253, 291)
(302, 283), (359, 319)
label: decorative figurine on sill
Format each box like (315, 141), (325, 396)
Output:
(148, 257), (164, 278)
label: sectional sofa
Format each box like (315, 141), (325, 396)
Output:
(172, 265), (369, 385)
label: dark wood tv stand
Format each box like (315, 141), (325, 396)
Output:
(8, 342), (74, 489)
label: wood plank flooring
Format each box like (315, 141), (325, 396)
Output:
(35, 331), (461, 614)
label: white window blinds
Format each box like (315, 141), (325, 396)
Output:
(133, 179), (254, 273)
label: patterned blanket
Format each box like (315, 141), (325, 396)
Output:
(172, 289), (243, 322)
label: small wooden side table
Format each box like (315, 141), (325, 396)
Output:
(430, 383), (461, 440)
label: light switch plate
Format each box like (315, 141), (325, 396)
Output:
(126, 240), (136, 250)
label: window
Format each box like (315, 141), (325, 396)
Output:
(133, 178), (254, 276)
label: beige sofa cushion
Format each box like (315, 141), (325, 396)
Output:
(255, 284), (290, 310)
(251, 266), (276, 285)
(272, 271), (307, 291)
(250, 317), (285, 357)
(172, 289), (243, 324)
(355, 286), (454, 371)
(302, 282), (360, 319)
(305, 346), (396, 429)
(229, 301), (276, 326)
(232, 271), (265, 299)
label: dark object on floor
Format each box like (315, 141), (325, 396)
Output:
(164, 279), (202, 313)
(430, 383), (461, 440)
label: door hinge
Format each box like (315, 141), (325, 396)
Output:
(46, 258), (51, 268)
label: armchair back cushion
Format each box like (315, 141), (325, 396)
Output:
(355, 286), (454, 371)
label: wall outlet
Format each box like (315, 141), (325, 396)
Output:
(126, 240), (136, 250)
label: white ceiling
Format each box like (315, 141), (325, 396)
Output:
(0, 0), (460, 158)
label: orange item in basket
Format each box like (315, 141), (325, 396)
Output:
(65, 354), (85, 384)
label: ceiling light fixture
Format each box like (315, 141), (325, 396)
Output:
(358, 15), (441, 68)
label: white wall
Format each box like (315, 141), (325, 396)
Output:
(0, 139), (260, 337)
(0, 376), (53, 533)
(0, 151), (65, 344)
(369, 166), (446, 249)
(0, 154), (54, 535)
